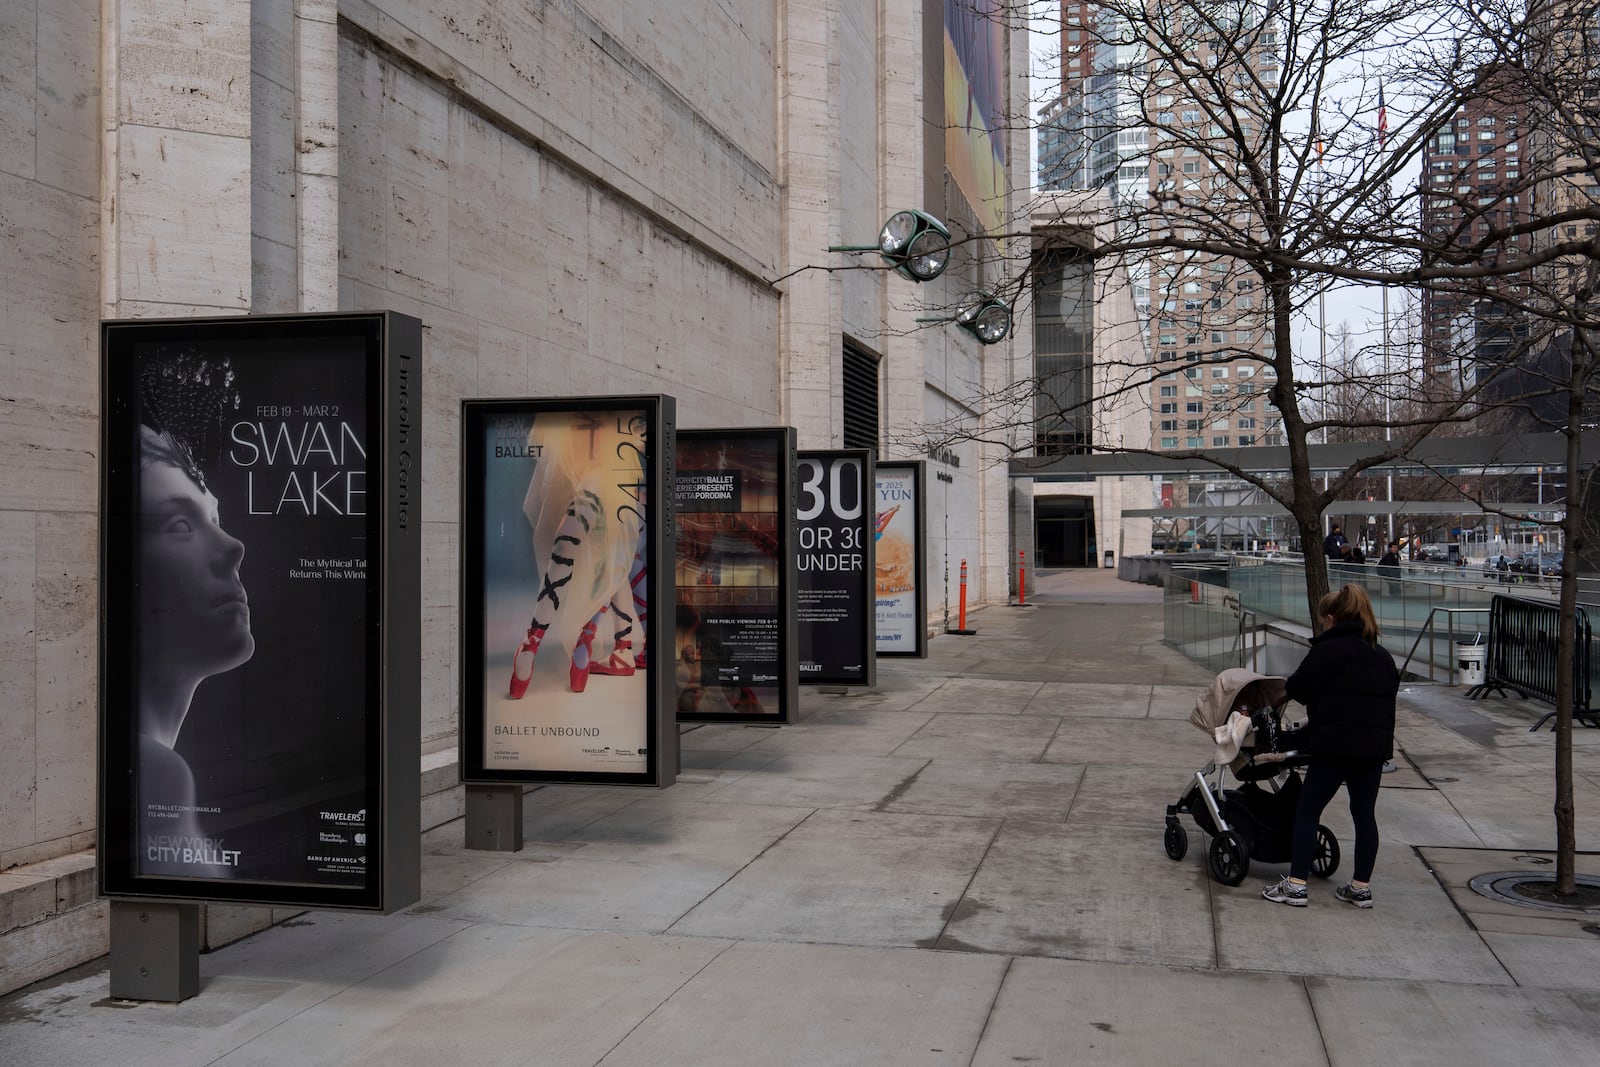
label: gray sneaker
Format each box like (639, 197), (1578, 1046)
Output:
(1334, 883), (1374, 909)
(1262, 876), (1308, 906)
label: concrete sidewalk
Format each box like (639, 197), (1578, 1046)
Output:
(4, 569), (1600, 1065)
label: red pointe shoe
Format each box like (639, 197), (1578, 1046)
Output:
(570, 619), (601, 693)
(509, 628), (543, 699)
(590, 639), (636, 677)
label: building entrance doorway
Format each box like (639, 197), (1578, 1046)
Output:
(1036, 498), (1096, 567)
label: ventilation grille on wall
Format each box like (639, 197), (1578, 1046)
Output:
(842, 342), (879, 453)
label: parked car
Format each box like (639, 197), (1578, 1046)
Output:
(1508, 552), (1542, 574)
(1540, 553), (1564, 577)
(1484, 554), (1515, 580)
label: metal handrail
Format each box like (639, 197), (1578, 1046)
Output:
(1236, 607), (1263, 670)
(1400, 606), (1492, 681)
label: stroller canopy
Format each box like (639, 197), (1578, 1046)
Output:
(1189, 668), (1288, 734)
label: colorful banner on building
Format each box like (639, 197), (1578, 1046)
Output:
(460, 397), (678, 787)
(945, 0), (1007, 234)
(796, 449), (875, 685)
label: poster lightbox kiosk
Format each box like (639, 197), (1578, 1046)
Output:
(674, 427), (799, 724)
(873, 461), (928, 658)
(459, 396), (679, 810)
(98, 311), (423, 1000)
(796, 448), (876, 686)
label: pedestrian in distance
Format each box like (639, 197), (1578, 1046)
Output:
(1323, 522), (1347, 560)
(1378, 541), (1402, 596)
(1262, 583), (1398, 909)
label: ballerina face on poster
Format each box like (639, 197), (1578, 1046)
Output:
(137, 425), (255, 748)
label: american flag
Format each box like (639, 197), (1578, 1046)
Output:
(1377, 85), (1388, 150)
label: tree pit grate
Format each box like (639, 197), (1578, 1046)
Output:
(1467, 871), (1600, 913)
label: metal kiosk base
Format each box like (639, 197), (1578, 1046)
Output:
(109, 900), (200, 1002)
(465, 783), (524, 852)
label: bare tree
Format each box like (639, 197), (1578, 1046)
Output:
(890, 0), (1600, 895)
(910, 0), (1600, 632)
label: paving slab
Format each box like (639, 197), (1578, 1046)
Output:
(668, 809), (1000, 948)
(1213, 843), (1513, 984)
(722, 707), (934, 755)
(938, 820), (1217, 966)
(599, 940), (1007, 1067)
(971, 957), (1326, 1067)
(676, 745), (786, 782)
(809, 674), (950, 712)
(900, 677), (1045, 715)
(1479, 929), (1600, 989)
(1147, 683), (1205, 718)
(519, 785), (652, 842)
(672, 721), (774, 753)
(1069, 763), (1194, 830)
(1042, 716), (1212, 768)
(879, 758), (1086, 822)
(1308, 974), (1600, 1066)
(0, 912), (472, 1067)
(1027, 681), (1153, 718)
(693, 752), (929, 810)
(216, 928), (730, 1067)
(1418, 846), (1600, 940)
(1363, 786), (1487, 849)
(890, 711), (1064, 762)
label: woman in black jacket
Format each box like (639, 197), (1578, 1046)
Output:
(1262, 583), (1399, 909)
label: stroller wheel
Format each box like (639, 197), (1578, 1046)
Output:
(1207, 830), (1249, 886)
(1311, 825), (1341, 879)
(1163, 820), (1188, 861)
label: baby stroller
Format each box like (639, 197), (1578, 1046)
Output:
(1163, 668), (1340, 887)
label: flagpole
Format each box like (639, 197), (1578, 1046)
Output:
(1377, 85), (1393, 546)
(1315, 106), (1329, 501)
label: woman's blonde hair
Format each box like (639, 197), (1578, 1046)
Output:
(1318, 583), (1379, 645)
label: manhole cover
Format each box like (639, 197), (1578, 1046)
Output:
(1512, 855), (1554, 865)
(1468, 871), (1600, 913)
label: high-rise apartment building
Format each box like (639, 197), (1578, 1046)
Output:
(1419, 84), (1533, 403)
(1044, 3), (1281, 545)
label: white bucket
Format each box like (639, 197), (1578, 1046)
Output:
(1456, 643), (1487, 687)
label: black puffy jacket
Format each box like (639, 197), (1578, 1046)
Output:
(1284, 618), (1399, 761)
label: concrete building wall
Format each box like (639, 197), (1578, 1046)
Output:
(0, 0), (1025, 993)
(0, 0), (104, 878)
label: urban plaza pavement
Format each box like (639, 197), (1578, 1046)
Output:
(4, 569), (1600, 1066)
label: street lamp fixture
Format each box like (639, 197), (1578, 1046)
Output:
(916, 292), (1012, 345)
(955, 294), (1011, 345)
(829, 210), (951, 282)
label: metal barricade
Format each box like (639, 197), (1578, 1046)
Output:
(1467, 595), (1600, 731)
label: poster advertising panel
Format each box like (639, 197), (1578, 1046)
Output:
(98, 312), (422, 913)
(675, 428), (798, 723)
(874, 461), (928, 657)
(461, 397), (678, 786)
(796, 449), (875, 685)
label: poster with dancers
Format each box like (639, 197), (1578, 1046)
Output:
(460, 396), (678, 787)
(874, 461), (927, 657)
(98, 312), (421, 913)
(674, 427), (798, 723)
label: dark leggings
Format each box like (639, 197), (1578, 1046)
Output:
(1290, 757), (1384, 883)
